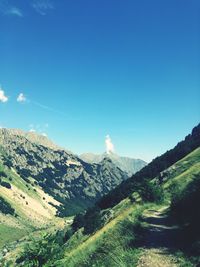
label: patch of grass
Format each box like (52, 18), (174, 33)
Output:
(164, 162), (200, 192)
(0, 162), (40, 200)
(0, 224), (27, 249)
(163, 148), (200, 192)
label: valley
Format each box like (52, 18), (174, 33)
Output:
(0, 124), (200, 266)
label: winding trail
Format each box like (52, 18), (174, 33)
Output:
(137, 206), (180, 267)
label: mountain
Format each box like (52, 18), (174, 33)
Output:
(3, 124), (200, 266)
(80, 152), (147, 176)
(5, 129), (61, 150)
(0, 128), (128, 219)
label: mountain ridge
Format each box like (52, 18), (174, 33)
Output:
(80, 152), (147, 176)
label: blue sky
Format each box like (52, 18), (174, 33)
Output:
(0, 0), (199, 162)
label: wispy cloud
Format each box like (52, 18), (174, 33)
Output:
(17, 93), (26, 102)
(0, 85), (75, 120)
(0, 0), (55, 18)
(6, 6), (23, 17)
(32, 0), (54, 15)
(31, 100), (75, 120)
(0, 88), (8, 103)
(29, 128), (36, 133)
(28, 123), (49, 136)
(0, 1), (23, 17)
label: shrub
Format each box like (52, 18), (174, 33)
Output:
(1, 181), (11, 189)
(0, 171), (7, 178)
(0, 196), (15, 215)
(139, 181), (164, 203)
(16, 231), (65, 266)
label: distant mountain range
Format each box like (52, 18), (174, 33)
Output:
(80, 152), (147, 176)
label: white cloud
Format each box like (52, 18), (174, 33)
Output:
(17, 93), (26, 102)
(32, 0), (54, 15)
(0, 89), (8, 103)
(6, 7), (23, 17)
(28, 123), (49, 135)
(29, 129), (36, 133)
(0, 1), (23, 17)
(105, 135), (115, 154)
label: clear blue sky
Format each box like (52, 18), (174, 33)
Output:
(0, 0), (199, 162)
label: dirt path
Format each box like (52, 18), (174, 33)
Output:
(137, 206), (180, 267)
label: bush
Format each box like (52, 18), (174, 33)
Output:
(139, 181), (164, 203)
(1, 181), (11, 189)
(16, 231), (66, 266)
(0, 196), (15, 215)
(0, 171), (7, 178)
(72, 212), (85, 231)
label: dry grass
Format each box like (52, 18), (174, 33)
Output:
(0, 185), (54, 226)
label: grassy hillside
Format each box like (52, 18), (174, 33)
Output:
(0, 160), (65, 253)
(162, 147), (200, 191)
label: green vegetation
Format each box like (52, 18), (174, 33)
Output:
(15, 231), (66, 267)
(0, 196), (15, 215)
(169, 174), (200, 265)
(58, 206), (145, 267)
(14, 203), (146, 267)
(0, 225), (27, 249)
(0, 181), (11, 189)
